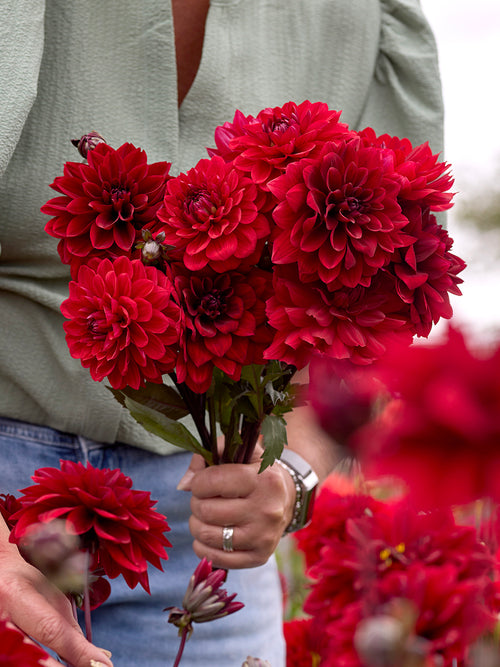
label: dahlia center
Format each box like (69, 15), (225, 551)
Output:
(185, 187), (216, 220)
(199, 292), (226, 319)
(110, 185), (134, 221)
(87, 314), (107, 338)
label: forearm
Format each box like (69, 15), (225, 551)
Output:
(285, 401), (340, 487)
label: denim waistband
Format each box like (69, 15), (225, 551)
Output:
(0, 416), (104, 451)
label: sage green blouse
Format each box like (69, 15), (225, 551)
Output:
(0, 0), (444, 453)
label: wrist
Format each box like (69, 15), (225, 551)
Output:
(275, 449), (319, 534)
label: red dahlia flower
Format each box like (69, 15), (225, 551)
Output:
(0, 493), (22, 530)
(157, 156), (270, 273)
(0, 618), (51, 667)
(294, 476), (383, 570)
(269, 139), (411, 290)
(283, 617), (323, 667)
(42, 142), (171, 278)
(299, 491), (498, 667)
(308, 358), (383, 448)
(61, 256), (181, 389)
(10, 459), (172, 593)
(359, 127), (455, 212)
(353, 327), (500, 508)
(209, 100), (351, 190)
(174, 265), (273, 392)
(390, 205), (466, 337)
(264, 265), (412, 369)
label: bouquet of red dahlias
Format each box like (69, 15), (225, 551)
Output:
(41, 101), (465, 470)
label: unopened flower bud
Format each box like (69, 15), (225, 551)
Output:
(71, 131), (107, 159)
(165, 558), (244, 638)
(354, 614), (406, 667)
(242, 657), (272, 667)
(18, 520), (87, 594)
(136, 229), (172, 267)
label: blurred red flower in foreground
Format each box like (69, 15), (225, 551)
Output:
(10, 459), (171, 593)
(42, 142), (171, 278)
(61, 256), (181, 389)
(293, 481), (499, 667)
(0, 618), (51, 666)
(353, 327), (500, 509)
(308, 358), (382, 449)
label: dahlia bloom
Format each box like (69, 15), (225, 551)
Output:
(264, 265), (412, 369)
(61, 256), (181, 390)
(390, 206), (466, 337)
(352, 326), (500, 509)
(283, 617), (323, 667)
(269, 139), (411, 290)
(0, 493), (22, 530)
(298, 488), (498, 667)
(0, 619), (51, 667)
(174, 265), (273, 392)
(157, 155), (270, 273)
(42, 142), (171, 277)
(359, 127), (455, 212)
(209, 100), (351, 191)
(308, 357), (383, 448)
(10, 459), (172, 594)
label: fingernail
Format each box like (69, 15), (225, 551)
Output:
(176, 470), (194, 491)
(97, 649), (112, 658)
(90, 661), (105, 667)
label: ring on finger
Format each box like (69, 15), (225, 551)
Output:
(222, 526), (234, 552)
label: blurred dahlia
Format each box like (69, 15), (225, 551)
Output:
(0, 618), (51, 667)
(174, 265), (273, 393)
(42, 142), (171, 278)
(308, 357), (383, 448)
(10, 459), (172, 593)
(283, 617), (324, 667)
(157, 155), (270, 273)
(61, 256), (181, 390)
(269, 139), (411, 290)
(209, 100), (351, 190)
(264, 265), (412, 369)
(300, 493), (498, 667)
(353, 326), (500, 508)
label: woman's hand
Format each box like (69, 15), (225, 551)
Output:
(177, 447), (296, 569)
(0, 519), (113, 667)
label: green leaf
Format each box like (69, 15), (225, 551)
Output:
(259, 413), (287, 472)
(123, 396), (212, 465)
(108, 382), (190, 421)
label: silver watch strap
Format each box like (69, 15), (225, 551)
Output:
(276, 449), (319, 533)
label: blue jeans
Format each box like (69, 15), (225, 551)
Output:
(0, 417), (285, 666)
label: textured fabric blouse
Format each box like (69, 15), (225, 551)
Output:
(0, 0), (444, 454)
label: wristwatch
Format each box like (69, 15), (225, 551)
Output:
(276, 449), (319, 533)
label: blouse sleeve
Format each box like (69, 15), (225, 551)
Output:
(356, 0), (445, 155)
(0, 1), (45, 177)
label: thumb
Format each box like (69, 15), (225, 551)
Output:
(176, 453), (207, 491)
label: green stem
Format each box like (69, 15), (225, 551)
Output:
(169, 374), (212, 455)
(206, 395), (219, 465)
(83, 551), (92, 643)
(172, 626), (190, 667)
